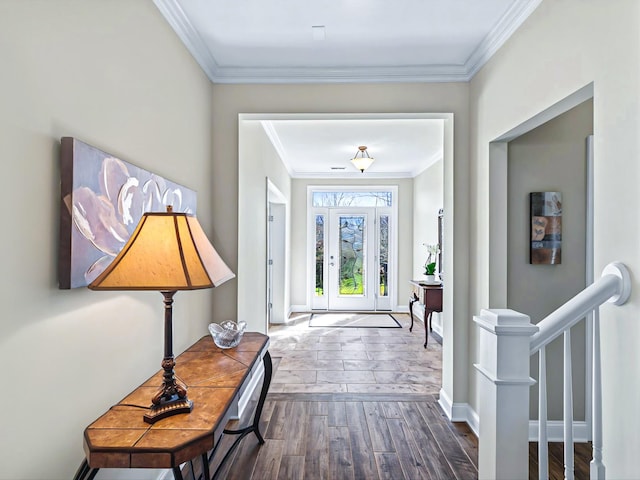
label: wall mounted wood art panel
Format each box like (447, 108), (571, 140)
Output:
(530, 191), (562, 264)
(59, 137), (197, 288)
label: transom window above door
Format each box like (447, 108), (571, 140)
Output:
(312, 191), (393, 207)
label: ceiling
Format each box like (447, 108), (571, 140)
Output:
(155, 0), (540, 177)
(154, 0), (540, 84)
(259, 116), (445, 178)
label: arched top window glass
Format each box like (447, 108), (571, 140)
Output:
(312, 191), (392, 207)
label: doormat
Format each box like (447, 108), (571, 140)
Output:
(309, 313), (401, 328)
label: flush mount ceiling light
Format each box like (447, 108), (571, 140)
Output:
(350, 145), (374, 173)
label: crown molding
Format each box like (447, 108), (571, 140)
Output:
(260, 121), (295, 177)
(153, 0), (219, 80)
(212, 65), (471, 84)
(411, 149), (444, 177)
(290, 171), (414, 179)
(155, 0), (540, 84)
(465, 0), (543, 78)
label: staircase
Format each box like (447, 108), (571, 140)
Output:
(474, 262), (631, 479)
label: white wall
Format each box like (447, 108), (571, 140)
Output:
(413, 159), (444, 280)
(0, 2), (215, 479)
(469, 1), (640, 475)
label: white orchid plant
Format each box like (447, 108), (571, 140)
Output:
(422, 243), (440, 275)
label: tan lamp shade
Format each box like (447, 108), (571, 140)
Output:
(89, 208), (235, 291)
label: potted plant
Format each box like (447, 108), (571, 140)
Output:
(422, 243), (440, 282)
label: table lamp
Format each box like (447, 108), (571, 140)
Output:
(89, 206), (235, 423)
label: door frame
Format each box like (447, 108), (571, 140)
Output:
(307, 185), (398, 312)
(487, 85), (594, 435)
(239, 112), (459, 425)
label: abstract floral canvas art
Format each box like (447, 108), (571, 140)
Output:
(530, 191), (562, 265)
(59, 138), (197, 288)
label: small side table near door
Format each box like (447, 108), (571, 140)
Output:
(409, 280), (443, 348)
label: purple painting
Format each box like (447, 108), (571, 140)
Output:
(59, 137), (197, 288)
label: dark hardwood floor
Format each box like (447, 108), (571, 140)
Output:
(180, 314), (591, 479)
(188, 392), (478, 480)
(529, 441), (592, 480)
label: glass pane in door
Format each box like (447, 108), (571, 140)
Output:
(339, 215), (365, 295)
(315, 214), (324, 296)
(379, 215), (389, 297)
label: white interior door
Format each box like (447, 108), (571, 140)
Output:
(266, 179), (287, 325)
(327, 209), (375, 310)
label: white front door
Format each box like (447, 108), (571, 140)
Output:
(327, 209), (376, 310)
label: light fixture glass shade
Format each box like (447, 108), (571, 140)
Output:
(89, 209), (234, 291)
(350, 145), (374, 173)
(351, 156), (375, 173)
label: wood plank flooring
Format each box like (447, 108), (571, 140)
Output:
(194, 393), (477, 480)
(184, 313), (476, 479)
(529, 442), (593, 480)
(181, 313), (590, 479)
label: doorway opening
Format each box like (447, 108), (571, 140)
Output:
(308, 187), (396, 312)
(488, 83), (594, 438)
(266, 178), (288, 328)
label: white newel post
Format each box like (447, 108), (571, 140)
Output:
(474, 309), (539, 480)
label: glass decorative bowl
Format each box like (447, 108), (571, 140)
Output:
(208, 320), (247, 349)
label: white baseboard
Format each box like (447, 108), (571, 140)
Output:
(528, 420), (590, 443)
(95, 467), (171, 480)
(236, 361), (265, 419)
(466, 406), (480, 437)
(438, 388), (479, 437)
(438, 388), (454, 417)
(438, 389), (587, 444)
(290, 306), (416, 315)
(431, 320), (443, 338)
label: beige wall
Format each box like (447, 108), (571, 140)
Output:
(0, 1), (215, 479)
(8, 0), (634, 475)
(508, 100), (593, 420)
(469, 1), (640, 474)
(211, 83), (471, 407)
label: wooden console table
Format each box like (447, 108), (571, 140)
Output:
(409, 280), (443, 348)
(73, 332), (271, 480)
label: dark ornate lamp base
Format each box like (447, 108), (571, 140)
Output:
(144, 397), (193, 424)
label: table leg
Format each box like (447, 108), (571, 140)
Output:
(424, 312), (432, 348)
(201, 452), (210, 480)
(72, 459), (99, 480)
(72, 460), (89, 480)
(409, 295), (417, 332)
(172, 466), (184, 480)
(210, 350), (273, 479)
